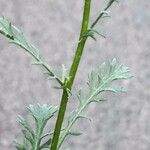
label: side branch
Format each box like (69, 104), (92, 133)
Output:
(0, 17), (63, 86)
(91, 0), (118, 29)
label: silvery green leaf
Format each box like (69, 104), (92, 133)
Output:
(22, 130), (34, 146)
(18, 115), (34, 137)
(0, 17), (63, 86)
(67, 131), (82, 136)
(16, 104), (57, 150)
(61, 64), (69, 82)
(27, 104), (57, 129)
(58, 58), (131, 147)
(77, 89), (84, 103)
(98, 62), (107, 80)
(107, 0), (118, 7)
(0, 17), (13, 39)
(15, 142), (26, 150)
(77, 115), (92, 122)
(85, 58), (131, 100)
(102, 85), (126, 93)
(87, 29), (106, 40)
(108, 58), (131, 80)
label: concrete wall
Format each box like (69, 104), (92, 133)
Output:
(0, 0), (149, 149)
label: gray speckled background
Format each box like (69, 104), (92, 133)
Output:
(0, 0), (149, 150)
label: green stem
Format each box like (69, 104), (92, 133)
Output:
(50, 0), (91, 150)
(50, 0), (117, 149)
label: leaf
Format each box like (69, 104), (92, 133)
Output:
(21, 129), (34, 146)
(90, 0), (118, 29)
(0, 17), (63, 86)
(27, 104), (57, 129)
(18, 115), (34, 137)
(15, 142), (26, 150)
(77, 115), (92, 122)
(0, 18), (13, 39)
(98, 62), (107, 79)
(107, 0), (119, 9)
(82, 29), (105, 41)
(61, 64), (69, 82)
(16, 104), (57, 150)
(102, 85), (126, 93)
(85, 58), (131, 99)
(67, 131), (82, 136)
(109, 58), (130, 78)
(58, 58), (131, 147)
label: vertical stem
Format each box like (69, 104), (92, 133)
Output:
(50, 0), (91, 150)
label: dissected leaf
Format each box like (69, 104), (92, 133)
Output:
(27, 104), (57, 128)
(58, 58), (131, 147)
(15, 142), (26, 150)
(16, 104), (57, 150)
(0, 17), (63, 86)
(102, 85), (126, 93)
(67, 131), (82, 136)
(18, 115), (34, 137)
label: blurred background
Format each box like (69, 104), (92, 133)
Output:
(0, 0), (149, 149)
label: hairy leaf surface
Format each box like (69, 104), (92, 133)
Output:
(0, 17), (63, 86)
(15, 104), (57, 150)
(58, 58), (131, 148)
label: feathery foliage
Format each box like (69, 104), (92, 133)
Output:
(0, 0), (131, 150)
(15, 104), (57, 150)
(0, 17), (63, 86)
(58, 58), (131, 148)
